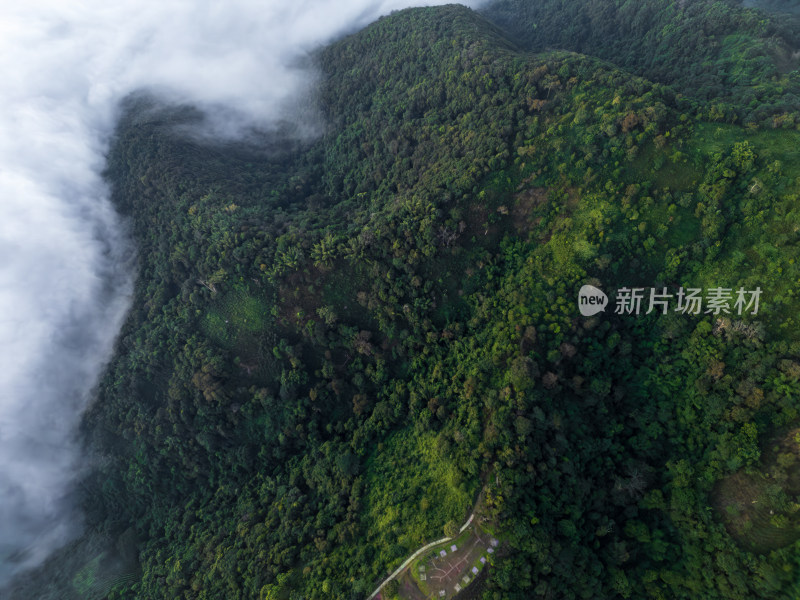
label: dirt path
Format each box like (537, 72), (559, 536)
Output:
(366, 513), (474, 600)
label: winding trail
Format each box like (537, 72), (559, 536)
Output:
(366, 513), (474, 600)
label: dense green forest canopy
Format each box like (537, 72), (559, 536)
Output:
(483, 0), (800, 125)
(744, 0), (800, 17)
(8, 1), (800, 599)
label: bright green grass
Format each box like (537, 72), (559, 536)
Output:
(693, 122), (800, 178)
(201, 284), (271, 354)
(684, 122), (800, 337)
(362, 429), (477, 567)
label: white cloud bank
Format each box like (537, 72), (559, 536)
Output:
(0, 0), (485, 585)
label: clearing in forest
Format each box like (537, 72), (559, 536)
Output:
(713, 427), (800, 553)
(391, 524), (497, 600)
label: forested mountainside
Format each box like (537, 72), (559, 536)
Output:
(744, 0), (800, 17)
(8, 1), (800, 599)
(483, 0), (800, 124)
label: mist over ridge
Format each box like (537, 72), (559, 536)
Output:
(0, 0), (485, 585)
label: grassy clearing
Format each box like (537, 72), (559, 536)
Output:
(692, 123), (800, 179)
(71, 551), (141, 600)
(639, 122), (800, 340)
(362, 429), (476, 568)
(713, 428), (800, 554)
(201, 284), (271, 355)
(714, 472), (800, 554)
(403, 525), (493, 600)
(627, 141), (702, 192)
